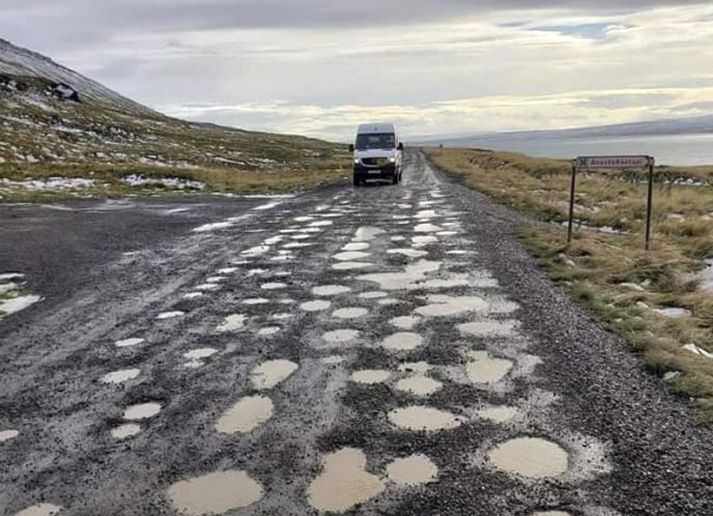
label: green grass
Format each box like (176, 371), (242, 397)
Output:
(426, 147), (713, 423)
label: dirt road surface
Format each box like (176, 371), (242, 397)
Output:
(1, 152), (712, 515)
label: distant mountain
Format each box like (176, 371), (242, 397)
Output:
(0, 38), (341, 170)
(412, 114), (713, 147)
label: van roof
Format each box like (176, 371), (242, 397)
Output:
(357, 123), (396, 135)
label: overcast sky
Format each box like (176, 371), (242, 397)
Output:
(2, 1), (713, 140)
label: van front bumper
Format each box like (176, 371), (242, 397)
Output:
(353, 164), (398, 180)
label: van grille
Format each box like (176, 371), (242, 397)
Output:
(362, 158), (389, 166)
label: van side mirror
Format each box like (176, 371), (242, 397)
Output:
(348, 144), (354, 153)
(398, 142), (404, 151)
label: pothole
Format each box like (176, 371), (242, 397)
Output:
(395, 376), (443, 396)
(387, 248), (428, 258)
(488, 437), (569, 479)
(478, 406), (518, 424)
(0, 429), (19, 442)
(415, 295), (488, 317)
(257, 326), (281, 337)
(382, 332), (424, 351)
(167, 470), (264, 515)
(333, 251), (371, 261)
(466, 354), (514, 384)
(312, 285), (351, 296)
(217, 314), (247, 332)
(386, 454), (438, 486)
(359, 291), (388, 299)
(342, 242), (370, 251)
(388, 406), (464, 431)
(457, 320), (519, 337)
(323, 329), (360, 344)
(350, 370), (391, 384)
(301, 300), (331, 311)
(354, 226), (385, 242)
(156, 311), (184, 320)
(389, 316), (422, 330)
(13, 504), (63, 516)
(115, 337), (144, 348)
(251, 360), (298, 389)
(123, 402), (161, 420)
(261, 282), (287, 290)
(111, 423), (141, 439)
(307, 448), (385, 512)
(100, 368), (140, 385)
(333, 307), (368, 319)
(215, 395), (274, 434)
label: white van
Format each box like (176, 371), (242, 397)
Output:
(349, 123), (403, 186)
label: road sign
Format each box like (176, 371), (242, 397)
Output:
(576, 155), (652, 169)
(568, 155), (656, 250)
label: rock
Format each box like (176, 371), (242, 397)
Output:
(682, 344), (713, 360)
(620, 282), (645, 292)
(53, 83), (79, 101)
(663, 371), (681, 382)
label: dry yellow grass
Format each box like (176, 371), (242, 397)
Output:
(426, 147), (713, 422)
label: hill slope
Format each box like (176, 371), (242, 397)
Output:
(0, 39), (346, 199)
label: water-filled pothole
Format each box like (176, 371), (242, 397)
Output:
(111, 423), (141, 439)
(123, 402), (161, 420)
(333, 307), (368, 319)
(0, 429), (19, 442)
(388, 406), (464, 431)
(13, 504), (62, 516)
(488, 437), (569, 479)
(307, 448), (385, 512)
(312, 285), (351, 296)
(415, 295), (488, 317)
(386, 454), (438, 486)
(478, 406), (518, 423)
(251, 360), (298, 389)
(395, 376), (443, 396)
(216, 395), (273, 434)
(351, 370), (391, 384)
(167, 470), (264, 515)
(216, 314), (246, 332)
(301, 300), (331, 311)
(323, 329), (360, 344)
(115, 338), (144, 348)
(466, 354), (513, 384)
(101, 369), (140, 384)
(382, 332), (424, 351)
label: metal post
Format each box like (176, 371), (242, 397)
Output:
(645, 157), (655, 251)
(567, 161), (577, 244)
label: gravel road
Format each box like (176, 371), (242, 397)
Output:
(1, 151), (711, 516)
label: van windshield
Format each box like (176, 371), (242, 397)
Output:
(356, 133), (396, 150)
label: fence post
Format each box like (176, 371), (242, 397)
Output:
(645, 157), (655, 251)
(567, 161), (577, 244)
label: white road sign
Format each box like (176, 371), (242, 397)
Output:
(576, 156), (652, 169)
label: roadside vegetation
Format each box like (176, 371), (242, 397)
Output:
(426, 147), (713, 423)
(0, 73), (349, 202)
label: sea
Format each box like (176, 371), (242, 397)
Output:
(437, 133), (713, 167)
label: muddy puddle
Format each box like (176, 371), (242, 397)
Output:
(323, 329), (360, 344)
(333, 307), (368, 319)
(123, 402), (161, 420)
(167, 469), (264, 515)
(100, 368), (140, 384)
(395, 375), (443, 396)
(488, 437), (569, 479)
(216, 395), (274, 434)
(115, 337), (144, 348)
(415, 295), (487, 317)
(388, 406), (464, 431)
(0, 429), (19, 442)
(216, 314), (246, 332)
(478, 406), (518, 423)
(111, 423), (141, 439)
(353, 226), (385, 241)
(251, 360), (298, 389)
(351, 370), (391, 384)
(308, 448), (385, 512)
(386, 454), (438, 486)
(382, 332), (424, 351)
(466, 354), (513, 384)
(312, 285), (351, 296)
(301, 300), (331, 311)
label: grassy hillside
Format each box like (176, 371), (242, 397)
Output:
(0, 70), (348, 202)
(426, 147), (713, 422)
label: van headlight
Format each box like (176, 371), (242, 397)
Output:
(389, 156), (396, 163)
(353, 158), (360, 164)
